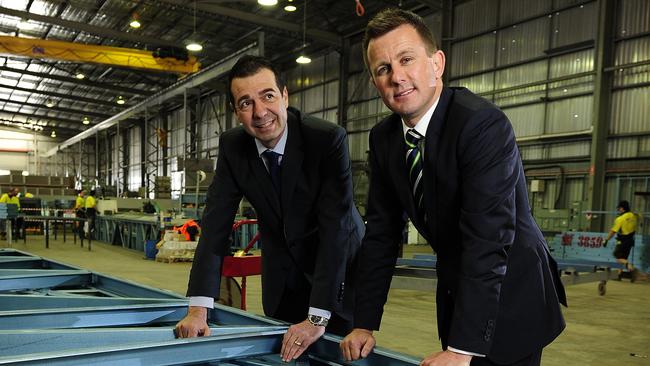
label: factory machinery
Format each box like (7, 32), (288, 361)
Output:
(0, 248), (419, 365)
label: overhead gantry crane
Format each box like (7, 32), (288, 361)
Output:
(0, 35), (199, 74)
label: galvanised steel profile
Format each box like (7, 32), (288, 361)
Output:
(0, 249), (420, 365)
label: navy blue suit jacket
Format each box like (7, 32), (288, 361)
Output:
(188, 107), (364, 320)
(354, 87), (566, 363)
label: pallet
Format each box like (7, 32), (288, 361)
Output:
(154, 256), (193, 263)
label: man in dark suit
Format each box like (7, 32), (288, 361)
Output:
(341, 9), (566, 366)
(175, 56), (364, 362)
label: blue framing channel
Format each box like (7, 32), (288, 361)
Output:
(0, 248), (420, 365)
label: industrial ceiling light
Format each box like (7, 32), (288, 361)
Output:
(296, 55), (311, 64)
(46, 99), (54, 108)
(75, 72), (85, 80)
(186, 42), (202, 52)
(51, 130), (56, 138)
(258, 0), (278, 5)
(129, 12), (141, 28)
(295, 0), (311, 64)
(116, 96), (126, 105)
(82, 117), (90, 125)
(284, 0), (296, 11)
(16, 20), (36, 30)
(186, 1), (203, 52)
(22, 170), (29, 176)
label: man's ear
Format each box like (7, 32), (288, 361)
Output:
(432, 50), (446, 79)
(282, 86), (289, 103)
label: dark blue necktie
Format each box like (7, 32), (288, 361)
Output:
(262, 150), (282, 194)
(405, 129), (425, 222)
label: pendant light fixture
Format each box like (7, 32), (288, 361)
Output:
(186, 1), (203, 52)
(129, 12), (141, 28)
(284, 0), (297, 12)
(295, 1), (311, 64)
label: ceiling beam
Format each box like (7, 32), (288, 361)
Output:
(0, 98), (115, 119)
(0, 110), (89, 127)
(0, 65), (150, 96)
(0, 5), (181, 49)
(415, 0), (444, 10)
(0, 84), (119, 107)
(158, 0), (342, 47)
(0, 121), (80, 136)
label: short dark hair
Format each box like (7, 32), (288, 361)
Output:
(617, 200), (630, 212)
(89, 190), (96, 196)
(227, 55), (286, 108)
(362, 8), (438, 72)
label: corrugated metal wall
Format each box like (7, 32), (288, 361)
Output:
(47, 0), (649, 219)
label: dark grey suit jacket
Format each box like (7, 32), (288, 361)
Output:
(354, 87), (566, 364)
(187, 107), (364, 321)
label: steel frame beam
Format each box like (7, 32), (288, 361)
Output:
(0, 65), (150, 96)
(0, 97), (118, 120)
(0, 248), (421, 366)
(0, 84), (118, 107)
(586, 0), (616, 231)
(0, 329), (285, 365)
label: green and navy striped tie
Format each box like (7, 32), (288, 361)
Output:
(405, 129), (425, 222)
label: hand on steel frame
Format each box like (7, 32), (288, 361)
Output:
(419, 350), (472, 366)
(340, 328), (376, 361)
(174, 306), (211, 338)
(280, 319), (326, 362)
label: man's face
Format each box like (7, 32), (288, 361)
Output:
(10, 189), (18, 197)
(231, 68), (289, 148)
(366, 24), (445, 127)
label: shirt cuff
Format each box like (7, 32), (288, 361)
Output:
(189, 296), (214, 309)
(308, 307), (331, 319)
(447, 346), (485, 357)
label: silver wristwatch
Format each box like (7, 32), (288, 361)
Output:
(307, 314), (329, 327)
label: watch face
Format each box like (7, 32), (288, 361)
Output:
(308, 315), (328, 326)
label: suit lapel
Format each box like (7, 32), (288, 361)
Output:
(422, 87), (453, 235)
(247, 137), (282, 218)
(280, 110), (303, 218)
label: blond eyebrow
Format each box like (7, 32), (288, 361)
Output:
(372, 47), (418, 71)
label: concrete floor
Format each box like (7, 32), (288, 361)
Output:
(4, 236), (650, 365)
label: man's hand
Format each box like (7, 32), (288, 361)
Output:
(174, 306), (211, 338)
(420, 350), (472, 366)
(340, 328), (376, 361)
(280, 320), (326, 362)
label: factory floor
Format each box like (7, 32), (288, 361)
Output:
(4, 236), (650, 365)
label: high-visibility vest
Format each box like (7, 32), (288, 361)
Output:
(175, 220), (200, 241)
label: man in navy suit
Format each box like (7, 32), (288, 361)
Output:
(175, 56), (364, 362)
(341, 9), (566, 366)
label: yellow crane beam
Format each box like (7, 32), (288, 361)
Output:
(0, 36), (199, 74)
